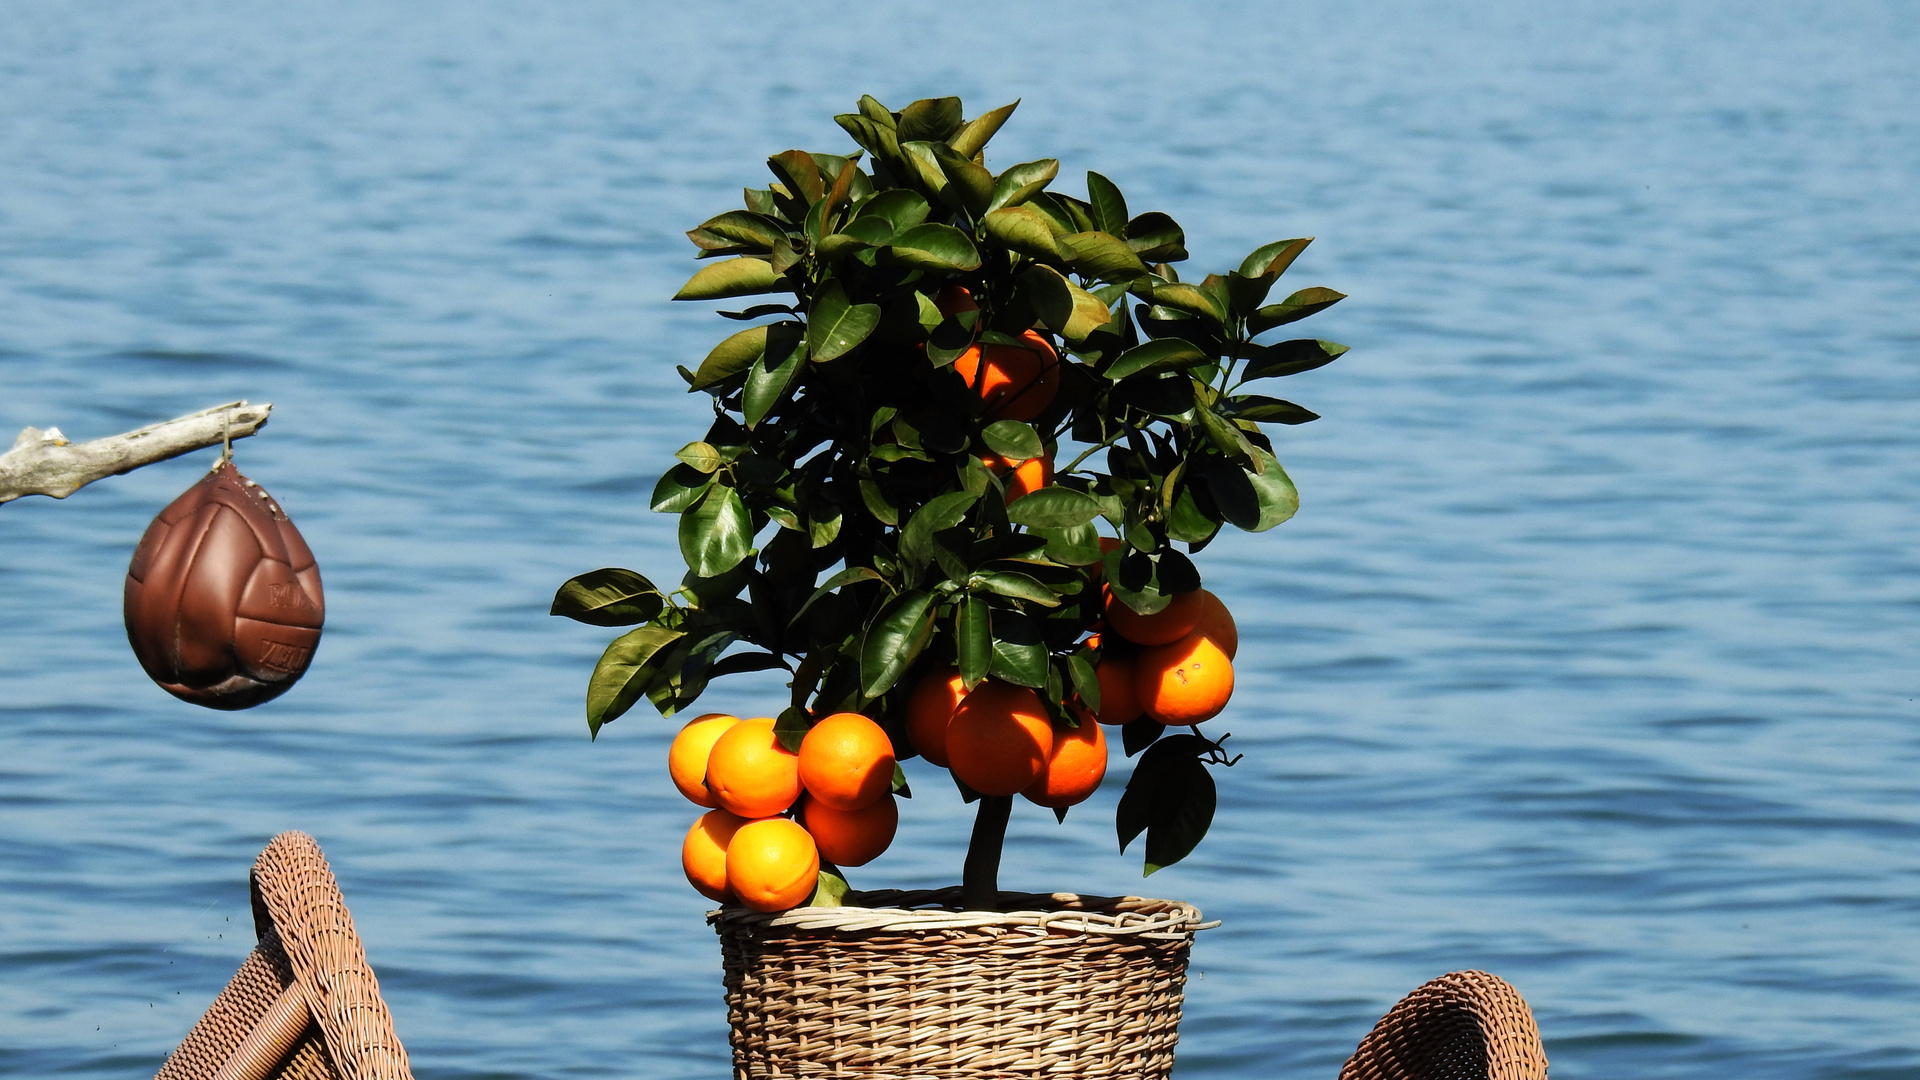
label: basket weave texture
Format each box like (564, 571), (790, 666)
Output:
(155, 831), (413, 1080)
(710, 888), (1216, 1080)
(1339, 969), (1547, 1080)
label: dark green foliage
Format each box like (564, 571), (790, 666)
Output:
(552, 95), (1348, 874)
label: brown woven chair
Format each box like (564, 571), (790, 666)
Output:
(155, 832), (414, 1080)
(1339, 970), (1548, 1080)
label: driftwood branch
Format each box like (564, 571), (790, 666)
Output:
(0, 400), (273, 505)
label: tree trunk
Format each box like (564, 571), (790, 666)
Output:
(961, 794), (1012, 911)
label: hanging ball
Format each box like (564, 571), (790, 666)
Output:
(124, 460), (324, 709)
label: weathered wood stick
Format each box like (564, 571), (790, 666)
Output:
(0, 400), (273, 505)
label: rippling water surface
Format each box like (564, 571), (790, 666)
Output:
(3, 3), (1917, 1077)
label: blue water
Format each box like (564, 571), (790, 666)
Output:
(3, 3), (1917, 1076)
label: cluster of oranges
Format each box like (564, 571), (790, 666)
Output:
(674, 712), (898, 912)
(904, 585), (1238, 809)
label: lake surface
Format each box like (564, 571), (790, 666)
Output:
(3, 3), (1917, 1076)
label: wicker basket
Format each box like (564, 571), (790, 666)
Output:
(709, 887), (1217, 1080)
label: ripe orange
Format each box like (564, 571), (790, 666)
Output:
(668, 713), (742, 807)
(798, 711), (896, 811)
(905, 667), (965, 767)
(1134, 631), (1235, 725)
(705, 716), (802, 819)
(1022, 716), (1108, 808)
(979, 451), (1053, 503)
(800, 793), (898, 867)
(954, 331), (1059, 422)
(946, 679), (1054, 796)
(1092, 648), (1143, 725)
(681, 808), (752, 903)
(1105, 587), (1205, 646)
(1194, 588), (1238, 659)
(725, 817), (820, 913)
(935, 284), (978, 316)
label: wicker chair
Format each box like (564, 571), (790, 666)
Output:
(155, 832), (414, 1080)
(1340, 970), (1548, 1080)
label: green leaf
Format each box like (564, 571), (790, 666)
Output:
(1242, 339), (1349, 381)
(982, 206), (1065, 260)
(1031, 521), (1102, 566)
(956, 594), (991, 689)
(976, 571), (1060, 607)
(743, 323), (807, 427)
(1245, 449), (1299, 530)
(1116, 734), (1208, 847)
(1237, 237), (1312, 280)
(1067, 651), (1100, 714)
(807, 866), (851, 907)
(1062, 231), (1148, 284)
(891, 762), (912, 797)
(857, 95), (894, 125)
(980, 419), (1044, 461)
(674, 441), (726, 473)
(1104, 338), (1209, 381)
(707, 652), (787, 680)
(1223, 395), (1320, 425)
(948, 99), (1019, 159)
(1144, 758), (1216, 875)
(986, 610), (1049, 688)
(1016, 264), (1113, 342)
(860, 590), (937, 699)
(767, 150), (825, 205)
(853, 188), (931, 237)
(1086, 171), (1128, 237)
(1005, 486), (1103, 528)
(1248, 287), (1346, 335)
(807, 280), (882, 362)
(901, 490), (981, 572)
(1165, 482), (1221, 544)
(692, 211), (788, 250)
(680, 485), (755, 578)
(1196, 405), (1257, 464)
(673, 257), (784, 301)
(986, 158), (1060, 213)
(551, 568), (664, 627)
(774, 705), (811, 753)
(932, 143), (994, 215)
(586, 625), (685, 736)
(650, 463), (711, 513)
(895, 96), (963, 142)
(791, 566), (887, 627)
(858, 479), (898, 526)
(1123, 212), (1188, 263)
(895, 141), (952, 200)
(1150, 281), (1228, 325)
(885, 223), (982, 272)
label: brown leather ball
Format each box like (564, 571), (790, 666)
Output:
(124, 461), (324, 709)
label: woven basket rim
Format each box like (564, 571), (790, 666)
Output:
(708, 886), (1219, 938)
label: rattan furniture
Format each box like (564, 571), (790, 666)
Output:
(154, 832), (413, 1080)
(1340, 969), (1547, 1080)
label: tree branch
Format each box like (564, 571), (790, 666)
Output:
(0, 400), (273, 505)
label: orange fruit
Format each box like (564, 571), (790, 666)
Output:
(800, 793), (898, 867)
(1105, 587), (1205, 646)
(1022, 716), (1108, 808)
(705, 716), (802, 819)
(1194, 589), (1238, 659)
(1092, 649), (1143, 725)
(668, 713), (742, 807)
(681, 808), (752, 903)
(935, 284), (978, 316)
(979, 451), (1053, 504)
(798, 711), (896, 811)
(946, 679), (1054, 796)
(954, 331), (1059, 422)
(905, 667), (965, 767)
(725, 817), (820, 912)
(1134, 631), (1235, 725)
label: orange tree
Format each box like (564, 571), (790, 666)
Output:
(552, 95), (1346, 909)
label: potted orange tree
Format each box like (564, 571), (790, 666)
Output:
(553, 95), (1345, 1079)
